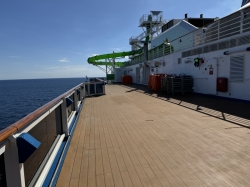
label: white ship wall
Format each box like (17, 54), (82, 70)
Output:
(119, 43), (250, 101)
(151, 20), (197, 48)
(114, 68), (124, 82)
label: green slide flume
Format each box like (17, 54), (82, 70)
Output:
(87, 48), (143, 67)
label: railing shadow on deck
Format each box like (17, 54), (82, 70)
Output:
(119, 84), (250, 130)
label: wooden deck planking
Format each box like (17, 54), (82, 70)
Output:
(57, 84), (250, 187)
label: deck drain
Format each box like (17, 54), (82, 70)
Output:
(146, 120), (153, 121)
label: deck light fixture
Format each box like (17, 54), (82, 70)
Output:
(194, 58), (200, 67)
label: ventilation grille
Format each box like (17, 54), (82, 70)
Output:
(230, 55), (244, 82)
(182, 51), (187, 57)
(210, 44), (218, 51)
(186, 50), (193, 57)
(182, 34), (250, 58)
(193, 47), (202, 55)
(218, 41), (230, 49)
(203, 45), (210, 53)
(230, 39), (237, 47)
(238, 35), (250, 45)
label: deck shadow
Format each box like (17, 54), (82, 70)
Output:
(119, 83), (250, 129)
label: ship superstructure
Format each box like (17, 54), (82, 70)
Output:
(108, 2), (250, 101)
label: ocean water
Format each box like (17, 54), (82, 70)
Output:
(0, 78), (87, 131)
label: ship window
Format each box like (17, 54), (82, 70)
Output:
(230, 55), (244, 82)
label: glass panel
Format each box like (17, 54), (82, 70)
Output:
(78, 92), (80, 101)
(90, 84), (95, 95)
(81, 85), (85, 99)
(96, 83), (103, 94)
(85, 84), (89, 96)
(71, 94), (75, 112)
(0, 154), (6, 187)
(24, 110), (57, 185)
(66, 94), (74, 118)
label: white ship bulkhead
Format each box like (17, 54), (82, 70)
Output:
(121, 44), (250, 101)
(115, 3), (250, 101)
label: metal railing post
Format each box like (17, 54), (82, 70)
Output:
(4, 140), (24, 187)
(218, 20), (220, 40)
(80, 84), (85, 100)
(73, 91), (78, 112)
(240, 10), (243, 33)
(55, 104), (63, 135)
(94, 83), (97, 95)
(61, 98), (69, 137)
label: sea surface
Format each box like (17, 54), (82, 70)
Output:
(0, 78), (88, 131)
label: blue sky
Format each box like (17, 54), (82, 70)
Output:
(0, 0), (241, 80)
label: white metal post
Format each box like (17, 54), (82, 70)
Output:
(218, 20), (220, 40)
(80, 83), (85, 100)
(73, 91), (78, 112)
(19, 164), (25, 186)
(88, 83), (90, 96)
(94, 83), (96, 95)
(240, 10), (243, 34)
(61, 98), (69, 137)
(103, 83), (105, 94)
(4, 140), (24, 187)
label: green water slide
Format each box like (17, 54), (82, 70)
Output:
(87, 48), (143, 67)
(88, 15), (153, 67)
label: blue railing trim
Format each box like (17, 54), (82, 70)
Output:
(16, 133), (41, 163)
(42, 141), (66, 187)
(50, 99), (85, 186)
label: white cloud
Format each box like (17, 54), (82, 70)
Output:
(59, 58), (70, 62)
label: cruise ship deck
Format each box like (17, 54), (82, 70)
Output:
(57, 84), (250, 187)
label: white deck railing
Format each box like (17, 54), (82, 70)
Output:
(0, 79), (106, 187)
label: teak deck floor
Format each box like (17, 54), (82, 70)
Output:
(57, 84), (250, 187)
